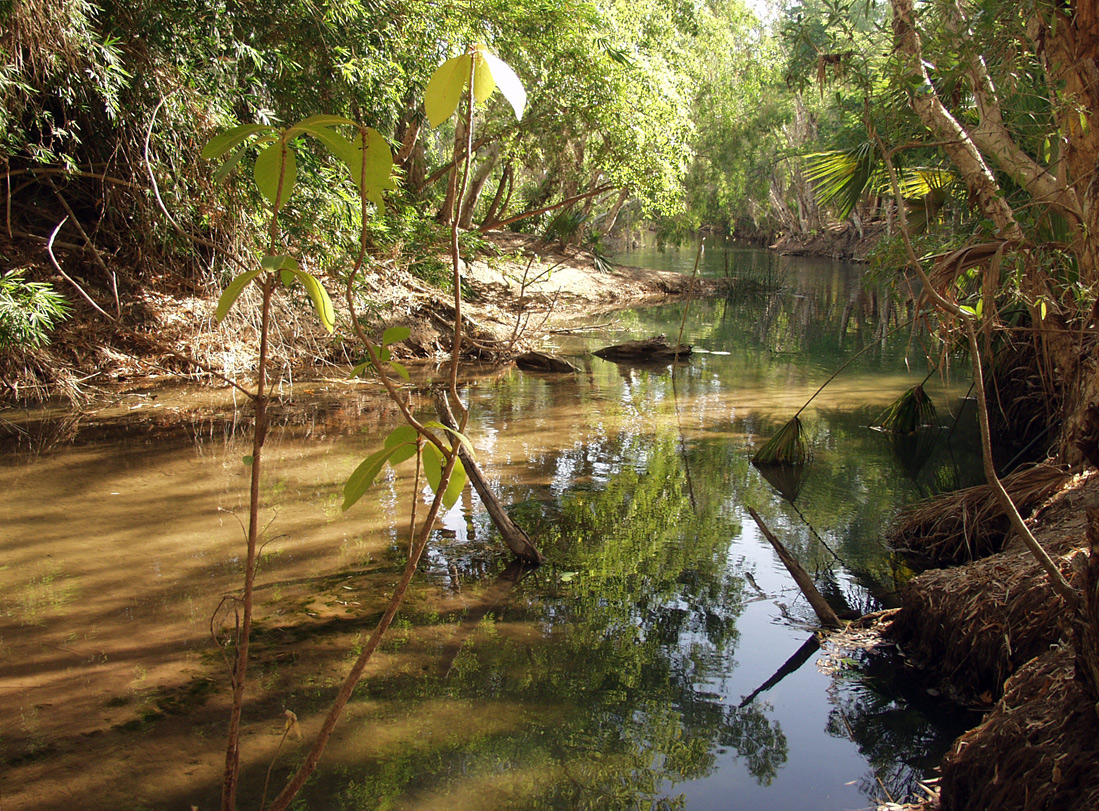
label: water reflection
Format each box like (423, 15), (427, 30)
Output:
(1, 249), (981, 810)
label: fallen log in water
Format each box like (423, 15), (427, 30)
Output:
(593, 334), (691, 363)
(515, 350), (580, 373)
(747, 506), (842, 629)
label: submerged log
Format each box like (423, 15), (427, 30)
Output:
(593, 335), (691, 362)
(515, 351), (579, 373)
(747, 506), (842, 629)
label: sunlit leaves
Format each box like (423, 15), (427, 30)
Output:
(200, 124), (275, 161)
(424, 46), (526, 128)
(215, 256), (333, 332)
(342, 425), (471, 511)
(203, 116), (394, 212)
(350, 324), (411, 381)
(254, 141), (297, 207)
(215, 268), (263, 323)
(478, 49), (526, 120)
(425, 54), (472, 127)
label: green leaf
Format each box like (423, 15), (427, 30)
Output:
(215, 268), (264, 322)
(442, 455), (467, 509)
(478, 48), (526, 121)
(389, 360), (409, 381)
(242, 455), (254, 466)
(472, 48), (496, 103)
(421, 441), (443, 492)
(291, 114), (358, 132)
(287, 270), (335, 332)
(385, 425), (418, 449)
(382, 326), (410, 345)
(342, 448), (391, 511)
(254, 140), (297, 207)
(201, 124), (273, 160)
(260, 254), (300, 271)
(1040, 300), (1047, 320)
(425, 54), (472, 127)
(349, 361), (370, 378)
(213, 145), (247, 183)
(388, 441), (418, 468)
(422, 421), (476, 459)
(280, 269), (295, 286)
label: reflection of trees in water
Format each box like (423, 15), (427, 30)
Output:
(823, 652), (977, 806)
(333, 431), (787, 809)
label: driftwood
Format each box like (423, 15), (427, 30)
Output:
(436, 397), (545, 564)
(747, 506), (842, 629)
(593, 335), (691, 363)
(515, 351), (579, 373)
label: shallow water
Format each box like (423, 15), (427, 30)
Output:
(0, 248), (982, 809)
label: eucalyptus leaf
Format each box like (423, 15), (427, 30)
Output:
(425, 53), (471, 127)
(421, 441), (443, 492)
(342, 448), (391, 511)
(472, 48), (496, 103)
(201, 124), (272, 161)
(442, 456), (467, 509)
(288, 269), (335, 332)
(213, 145), (246, 183)
(382, 326), (410, 345)
(260, 254), (300, 271)
(389, 360), (409, 381)
(385, 425), (418, 449)
(479, 48), (526, 121)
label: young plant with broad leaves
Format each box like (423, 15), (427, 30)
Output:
(201, 42), (529, 811)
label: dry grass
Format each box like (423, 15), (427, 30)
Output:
(938, 646), (1099, 811)
(889, 463), (1071, 565)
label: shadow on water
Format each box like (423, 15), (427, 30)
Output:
(1, 248), (983, 810)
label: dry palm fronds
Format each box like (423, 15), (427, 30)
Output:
(875, 384), (937, 434)
(889, 463), (1070, 565)
(938, 647), (1099, 811)
(888, 532), (1081, 705)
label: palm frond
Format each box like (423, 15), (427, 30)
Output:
(752, 416), (808, 466)
(874, 385), (937, 434)
(802, 142), (876, 219)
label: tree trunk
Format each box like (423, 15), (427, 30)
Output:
(458, 143), (499, 229)
(598, 186), (630, 237)
(481, 161), (512, 228)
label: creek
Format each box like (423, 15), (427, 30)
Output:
(1, 247), (983, 810)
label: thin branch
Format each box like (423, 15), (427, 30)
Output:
(45, 217), (117, 321)
(46, 178), (121, 318)
(478, 185), (615, 233)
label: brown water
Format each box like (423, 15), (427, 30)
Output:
(1, 250), (982, 810)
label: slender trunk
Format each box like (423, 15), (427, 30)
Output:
(481, 162), (512, 228)
(220, 276), (273, 811)
(599, 187), (630, 237)
(458, 144), (498, 229)
(890, 0), (1022, 239)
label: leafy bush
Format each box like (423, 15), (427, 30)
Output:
(0, 271), (70, 349)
